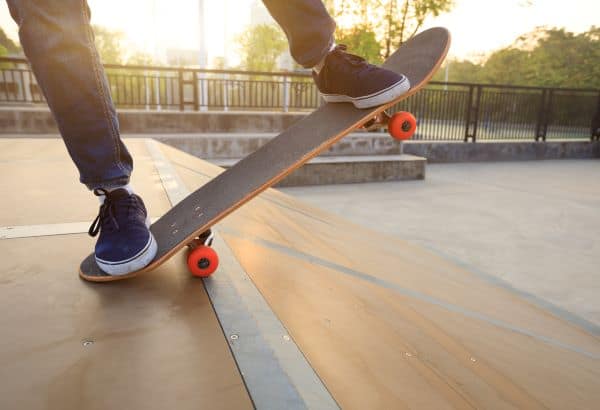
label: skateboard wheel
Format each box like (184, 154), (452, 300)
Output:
(389, 111), (416, 140)
(187, 245), (219, 277)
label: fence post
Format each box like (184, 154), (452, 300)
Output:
(193, 71), (199, 111)
(198, 71), (209, 112)
(165, 72), (172, 109)
(223, 73), (229, 112)
(536, 88), (554, 142)
(464, 84), (481, 142)
(154, 72), (161, 111)
(178, 68), (184, 111)
(144, 71), (150, 111)
(592, 92), (600, 141)
(23, 70), (34, 103)
(535, 89), (547, 141)
(542, 89), (553, 142)
(463, 85), (473, 142)
(473, 85), (482, 142)
(283, 75), (290, 113)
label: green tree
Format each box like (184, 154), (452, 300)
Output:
(480, 47), (532, 85)
(92, 25), (125, 64)
(476, 26), (600, 88)
(212, 56), (227, 70)
(0, 27), (21, 54)
(0, 44), (13, 69)
(332, 0), (454, 58)
(126, 51), (155, 66)
(430, 27), (600, 88)
(526, 26), (600, 88)
(336, 24), (383, 64)
(432, 59), (483, 83)
(238, 24), (287, 72)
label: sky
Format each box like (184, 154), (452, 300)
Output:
(0, 0), (598, 66)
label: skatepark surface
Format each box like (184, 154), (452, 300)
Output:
(283, 160), (600, 330)
(1, 139), (599, 409)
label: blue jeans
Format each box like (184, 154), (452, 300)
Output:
(6, 0), (335, 189)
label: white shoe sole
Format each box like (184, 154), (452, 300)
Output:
(322, 76), (411, 109)
(95, 233), (158, 276)
(95, 217), (157, 276)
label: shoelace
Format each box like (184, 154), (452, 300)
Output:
(331, 45), (368, 67)
(88, 188), (120, 237)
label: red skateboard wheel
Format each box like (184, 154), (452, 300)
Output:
(388, 111), (416, 140)
(187, 245), (219, 277)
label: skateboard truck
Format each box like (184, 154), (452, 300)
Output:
(363, 111), (417, 144)
(186, 229), (219, 277)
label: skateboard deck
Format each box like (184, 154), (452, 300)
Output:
(80, 27), (450, 282)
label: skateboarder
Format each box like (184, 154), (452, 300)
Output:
(6, 0), (410, 275)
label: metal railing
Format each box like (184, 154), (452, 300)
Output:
(391, 83), (600, 141)
(102, 65), (319, 112)
(1, 57), (599, 141)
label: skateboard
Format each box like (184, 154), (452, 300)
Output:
(80, 27), (450, 282)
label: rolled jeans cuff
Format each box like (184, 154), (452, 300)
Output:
(85, 176), (131, 191)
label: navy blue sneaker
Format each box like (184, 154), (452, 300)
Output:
(313, 45), (410, 109)
(88, 188), (157, 275)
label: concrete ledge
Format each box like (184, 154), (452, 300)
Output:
(0, 107), (305, 134)
(0, 107), (58, 134)
(403, 140), (600, 162)
(211, 155), (426, 187)
(118, 110), (304, 133)
(5, 130), (597, 163)
(155, 134), (600, 163)
(2, 110), (598, 164)
(154, 132), (404, 159)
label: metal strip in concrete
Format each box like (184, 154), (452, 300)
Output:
(144, 139), (339, 409)
(0, 218), (158, 239)
(145, 140), (189, 205)
(0, 222), (90, 239)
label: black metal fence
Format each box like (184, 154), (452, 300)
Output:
(1, 57), (599, 141)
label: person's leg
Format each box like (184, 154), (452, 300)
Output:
(7, 0), (156, 276)
(6, 0), (132, 189)
(261, 0), (336, 68)
(262, 0), (410, 109)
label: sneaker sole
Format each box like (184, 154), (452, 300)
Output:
(95, 233), (158, 276)
(95, 217), (157, 276)
(321, 76), (411, 109)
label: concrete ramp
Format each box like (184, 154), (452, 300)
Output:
(1, 139), (599, 409)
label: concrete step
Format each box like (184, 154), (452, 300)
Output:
(210, 154), (425, 187)
(154, 132), (402, 160)
(4, 132), (596, 165)
(0, 107), (306, 134)
(153, 133), (599, 163)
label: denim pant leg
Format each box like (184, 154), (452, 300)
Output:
(6, 0), (133, 190)
(262, 0), (336, 68)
